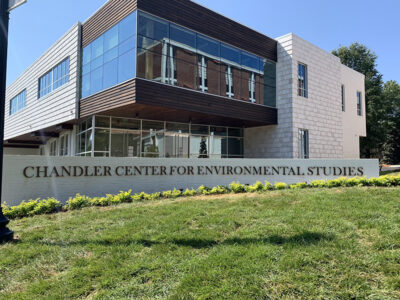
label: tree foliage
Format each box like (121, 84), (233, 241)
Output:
(382, 81), (400, 164)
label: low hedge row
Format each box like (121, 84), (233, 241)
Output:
(2, 174), (400, 219)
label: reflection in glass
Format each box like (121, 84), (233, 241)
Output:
(142, 131), (164, 157)
(104, 25), (119, 52)
(210, 135), (227, 158)
(165, 133), (189, 158)
(76, 117), (244, 159)
(170, 24), (196, 48)
(112, 117), (140, 130)
(91, 36), (104, 60)
(81, 11), (137, 98)
(221, 43), (241, 65)
(119, 12), (136, 42)
(118, 49), (136, 83)
(197, 34), (220, 57)
(135, 11), (277, 107)
(228, 137), (244, 157)
(190, 135), (209, 158)
(95, 116), (110, 128)
(103, 58), (118, 90)
(111, 130), (140, 157)
(138, 12), (169, 41)
(94, 129), (110, 152)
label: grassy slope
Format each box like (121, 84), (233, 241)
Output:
(1, 188), (400, 299)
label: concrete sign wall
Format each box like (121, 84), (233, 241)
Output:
(3, 156), (379, 206)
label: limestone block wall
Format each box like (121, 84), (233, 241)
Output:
(244, 34), (294, 158)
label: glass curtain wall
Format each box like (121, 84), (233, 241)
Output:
(136, 11), (276, 107)
(76, 116), (244, 158)
(80, 10), (276, 106)
(81, 11), (137, 98)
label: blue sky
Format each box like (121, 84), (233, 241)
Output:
(6, 0), (399, 86)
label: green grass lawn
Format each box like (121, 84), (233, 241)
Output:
(1, 188), (400, 299)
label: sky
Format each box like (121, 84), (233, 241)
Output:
(6, 0), (400, 87)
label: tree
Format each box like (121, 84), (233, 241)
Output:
(382, 81), (400, 164)
(198, 137), (208, 158)
(332, 43), (387, 158)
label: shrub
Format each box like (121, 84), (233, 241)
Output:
(30, 198), (61, 215)
(65, 194), (90, 210)
(388, 175), (400, 186)
(108, 194), (122, 205)
(3, 198), (62, 219)
(274, 182), (287, 190)
(344, 177), (362, 187)
(197, 185), (211, 195)
(326, 177), (347, 188)
(310, 180), (327, 188)
(130, 192), (151, 201)
(162, 188), (182, 198)
(263, 181), (273, 191)
(2, 199), (38, 219)
(183, 189), (197, 197)
(289, 182), (308, 189)
(209, 186), (230, 195)
(245, 181), (264, 193)
(89, 197), (110, 207)
(355, 176), (370, 186)
(150, 192), (161, 200)
(369, 176), (391, 187)
(230, 182), (246, 193)
(114, 190), (133, 203)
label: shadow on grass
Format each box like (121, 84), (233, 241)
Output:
(32, 231), (334, 249)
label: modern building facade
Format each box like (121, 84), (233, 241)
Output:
(4, 0), (366, 159)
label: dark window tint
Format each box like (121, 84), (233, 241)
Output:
(138, 12), (169, 41)
(242, 52), (259, 70)
(197, 34), (220, 57)
(221, 44), (240, 64)
(170, 24), (196, 48)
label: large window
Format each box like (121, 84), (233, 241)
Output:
(10, 90), (26, 115)
(136, 11), (276, 107)
(298, 129), (309, 159)
(38, 58), (70, 99)
(81, 11), (137, 98)
(357, 91), (362, 116)
(298, 63), (308, 98)
(76, 116), (244, 159)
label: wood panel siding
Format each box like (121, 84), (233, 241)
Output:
(82, 0), (137, 47)
(134, 78), (277, 126)
(137, 0), (277, 61)
(82, 0), (277, 61)
(80, 79), (136, 118)
(79, 78), (277, 127)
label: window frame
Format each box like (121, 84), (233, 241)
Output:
(59, 133), (70, 156)
(9, 89), (27, 116)
(297, 63), (308, 98)
(50, 140), (58, 157)
(357, 91), (362, 116)
(298, 129), (309, 159)
(341, 85), (345, 112)
(38, 57), (70, 99)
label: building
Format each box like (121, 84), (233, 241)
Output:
(4, 0), (366, 160)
